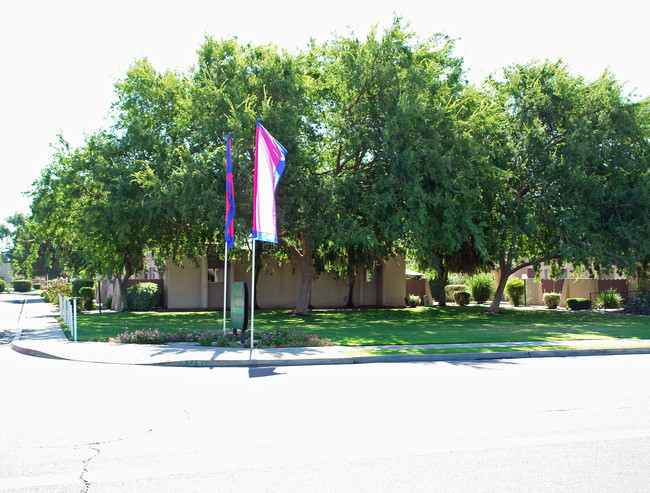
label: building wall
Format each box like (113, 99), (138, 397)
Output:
(165, 258), (204, 309)
(508, 263), (633, 307)
(382, 256), (407, 307)
(255, 257), (301, 309)
(165, 254), (406, 310)
(507, 275), (624, 307)
(561, 279), (599, 306)
(0, 263), (12, 282)
(406, 278), (433, 305)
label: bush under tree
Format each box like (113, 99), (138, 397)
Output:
(543, 292), (561, 309)
(445, 284), (467, 303)
(624, 292), (650, 315)
(12, 280), (32, 292)
(504, 278), (525, 306)
(566, 298), (592, 310)
(453, 291), (471, 306)
(126, 282), (162, 311)
(595, 288), (623, 309)
(71, 279), (95, 298)
(78, 286), (96, 311)
(468, 273), (495, 304)
(405, 294), (421, 308)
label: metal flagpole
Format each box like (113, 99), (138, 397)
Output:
(250, 239), (256, 349)
(222, 245), (228, 334)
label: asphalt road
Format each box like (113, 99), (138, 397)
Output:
(1, 296), (650, 492)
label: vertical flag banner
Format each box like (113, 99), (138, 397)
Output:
(253, 121), (287, 243)
(223, 133), (235, 334)
(225, 133), (235, 250)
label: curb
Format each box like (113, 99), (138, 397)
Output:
(9, 317), (650, 367)
(11, 340), (650, 368)
(349, 347), (650, 365)
(133, 346), (650, 367)
(10, 331), (60, 360)
(152, 357), (357, 368)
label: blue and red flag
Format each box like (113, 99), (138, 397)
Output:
(253, 121), (286, 243)
(225, 133), (235, 250)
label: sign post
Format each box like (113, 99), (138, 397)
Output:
(231, 282), (249, 345)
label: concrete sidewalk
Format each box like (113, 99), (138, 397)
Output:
(8, 292), (650, 367)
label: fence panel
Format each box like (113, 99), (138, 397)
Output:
(59, 295), (77, 341)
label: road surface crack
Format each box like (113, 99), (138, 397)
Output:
(80, 443), (101, 493)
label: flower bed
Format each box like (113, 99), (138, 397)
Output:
(109, 327), (334, 348)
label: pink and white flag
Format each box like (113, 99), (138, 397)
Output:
(253, 121), (286, 243)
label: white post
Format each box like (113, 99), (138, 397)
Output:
(73, 298), (77, 342)
(222, 246), (228, 335)
(250, 239), (256, 349)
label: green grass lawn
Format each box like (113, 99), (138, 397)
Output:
(73, 306), (650, 346)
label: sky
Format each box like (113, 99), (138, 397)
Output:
(1, 0), (649, 224)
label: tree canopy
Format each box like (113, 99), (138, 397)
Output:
(475, 61), (650, 311)
(15, 19), (650, 313)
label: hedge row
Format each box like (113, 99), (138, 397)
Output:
(12, 280), (32, 292)
(566, 298), (592, 310)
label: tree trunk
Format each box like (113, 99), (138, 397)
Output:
(111, 264), (133, 312)
(346, 272), (356, 308)
(488, 252), (562, 313)
(112, 275), (131, 311)
(488, 266), (510, 313)
(280, 235), (315, 316)
(437, 267), (448, 307)
(345, 250), (357, 308)
(111, 281), (123, 311)
(295, 256), (314, 315)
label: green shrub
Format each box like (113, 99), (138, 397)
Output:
(445, 284), (467, 302)
(71, 279), (94, 297)
(126, 282), (162, 311)
(104, 295), (113, 309)
(543, 292), (561, 309)
(43, 278), (72, 304)
(566, 298), (592, 310)
(405, 294), (421, 308)
(468, 273), (495, 304)
(595, 288), (623, 309)
(505, 278), (525, 306)
(33, 283), (41, 290)
(624, 292), (650, 315)
(12, 280), (32, 292)
(0, 279), (6, 293)
(79, 286), (96, 311)
(453, 291), (471, 306)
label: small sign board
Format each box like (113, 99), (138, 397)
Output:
(231, 282), (249, 343)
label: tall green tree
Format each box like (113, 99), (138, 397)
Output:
(28, 60), (219, 309)
(477, 61), (650, 312)
(189, 37), (320, 314)
(29, 134), (151, 308)
(310, 19), (472, 308)
(0, 213), (26, 265)
(3, 213), (63, 278)
(396, 78), (491, 306)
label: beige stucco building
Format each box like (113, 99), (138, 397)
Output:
(0, 263), (11, 283)
(164, 254), (407, 310)
(507, 265), (634, 307)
